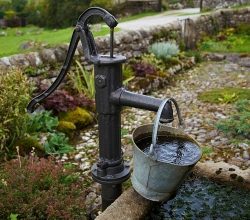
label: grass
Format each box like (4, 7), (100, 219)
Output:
(200, 34), (250, 53)
(198, 88), (250, 104)
(231, 3), (250, 9)
(0, 25), (116, 57)
(0, 11), (160, 58)
(202, 146), (214, 156)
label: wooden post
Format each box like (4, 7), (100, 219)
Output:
(157, 0), (162, 12)
(200, 0), (203, 12)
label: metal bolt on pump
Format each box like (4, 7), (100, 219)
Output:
(27, 7), (175, 210)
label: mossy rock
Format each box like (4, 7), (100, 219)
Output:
(60, 107), (94, 129)
(198, 88), (250, 104)
(15, 136), (45, 157)
(57, 120), (76, 134)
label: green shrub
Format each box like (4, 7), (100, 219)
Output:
(0, 156), (87, 219)
(23, 66), (38, 77)
(216, 100), (250, 138)
(27, 111), (59, 133)
(141, 53), (165, 71)
(185, 50), (203, 63)
(44, 132), (74, 156)
(15, 136), (45, 157)
(0, 68), (33, 158)
(149, 41), (179, 60)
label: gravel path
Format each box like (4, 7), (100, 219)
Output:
(118, 8), (200, 31)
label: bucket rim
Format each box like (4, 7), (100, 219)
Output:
(132, 123), (202, 167)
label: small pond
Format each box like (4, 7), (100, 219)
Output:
(148, 176), (250, 220)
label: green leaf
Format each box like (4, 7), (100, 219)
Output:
(9, 213), (19, 220)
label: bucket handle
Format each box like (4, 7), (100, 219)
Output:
(149, 98), (184, 156)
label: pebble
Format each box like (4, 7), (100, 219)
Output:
(80, 162), (91, 171)
(239, 143), (249, 149)
(61, 155), (68, 160)
(74, 154), (82, 161)
(197, 137), (206, 143)
(208, 131), (218, 139)
(242, 151), (250, 160)
(82, 136), (90, 141)
(235, 152), (241, 158)
(211, 140), (220, 147)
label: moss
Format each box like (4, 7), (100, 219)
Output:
(15, 136), (45, 157)
(202, 146), (214, 156)
(59, 107), (94, 129)
(236, 23), (250, 35)
(57, 120), (76, 134)
(123, 179), (132, 190)
(198, 87), (250, 104)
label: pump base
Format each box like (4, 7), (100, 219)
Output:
(91, 162), (130, 185)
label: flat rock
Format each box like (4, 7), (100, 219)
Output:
(239, 57), (250, 68)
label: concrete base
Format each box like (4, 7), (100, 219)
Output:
(194, 161), (250, 190)
(95, 188), (153, 220)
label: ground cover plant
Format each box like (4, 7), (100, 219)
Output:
(198, 87), (250, 145)
(0, 156), (87, 220)
(198, 87), (250, 104)
(199, 25), (250, 53)
(216, 99), (250, 139)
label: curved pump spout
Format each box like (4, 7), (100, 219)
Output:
(27, 7), (117, 113)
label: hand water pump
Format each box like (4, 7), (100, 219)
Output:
(27, 7), (176, 210)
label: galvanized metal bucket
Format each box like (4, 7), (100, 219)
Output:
(131, 98), (202, 202)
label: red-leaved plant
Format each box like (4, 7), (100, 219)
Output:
(0, 156), (88, 220)
(131, 62), (157, 77)
(41, 89), (94, 114)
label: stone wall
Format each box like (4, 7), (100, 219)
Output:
(195, 0), (250, 10)
(0, 7), (250, 71)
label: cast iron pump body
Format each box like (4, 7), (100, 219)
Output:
(27, 7), (174, 210)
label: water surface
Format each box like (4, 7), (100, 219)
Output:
(136, 136), (201, 165)
(148, 176), (250, 220)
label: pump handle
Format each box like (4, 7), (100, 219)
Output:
(27, 7), (117, 113)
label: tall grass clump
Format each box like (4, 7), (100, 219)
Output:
(149, 41), (180, 60)
(69, 61), (95, 99)
(0, 69), (33, 158)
